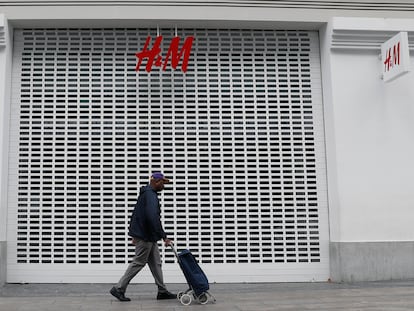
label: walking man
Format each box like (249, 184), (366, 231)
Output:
(110, 172), (176, 301)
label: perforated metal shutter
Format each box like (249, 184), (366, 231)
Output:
(8, 28), (329, 283)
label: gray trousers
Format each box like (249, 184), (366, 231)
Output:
(115, 238), (168, 294)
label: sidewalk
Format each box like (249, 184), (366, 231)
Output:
(1, 280), (414, 310)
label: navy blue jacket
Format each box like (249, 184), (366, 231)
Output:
(128, 185), (167, 242)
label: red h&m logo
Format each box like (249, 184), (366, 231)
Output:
(383, 42), (400, 72)
(135, 36), (194, 73)
(381, 32), (410, 82)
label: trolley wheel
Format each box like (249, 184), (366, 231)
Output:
(198, 293), (209, 305)
(177, 291), (184, 300)
(180, 293), (192, 306)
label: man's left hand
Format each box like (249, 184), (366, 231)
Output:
(164, 238), (173, 246)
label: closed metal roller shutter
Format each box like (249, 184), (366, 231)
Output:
(8, 28), (329, 283)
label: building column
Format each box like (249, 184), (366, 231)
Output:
(0, 13), (12, 286)
(324, 17), (414, 282)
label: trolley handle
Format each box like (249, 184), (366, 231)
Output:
(169, 242), (180, 259)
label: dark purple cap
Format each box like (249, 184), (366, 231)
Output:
(151, 172), (171, 183)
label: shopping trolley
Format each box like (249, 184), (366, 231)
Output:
(170, 243), (216, 305)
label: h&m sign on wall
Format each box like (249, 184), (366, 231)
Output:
(135, 35), (194, 73)
(381, 32), (411, 82)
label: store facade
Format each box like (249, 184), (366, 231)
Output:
(1, 1), (414, 284)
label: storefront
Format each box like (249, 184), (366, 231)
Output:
(1, 1), (414, 284)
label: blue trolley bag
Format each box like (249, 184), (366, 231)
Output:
(178, 249), (209, 297)
(171, 243), (216, 305)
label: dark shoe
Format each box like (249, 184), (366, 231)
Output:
(110, 286), (131, 302)
(157, 291), (176, 300)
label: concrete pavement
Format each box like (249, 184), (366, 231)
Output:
(1, 280), (414, 310)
